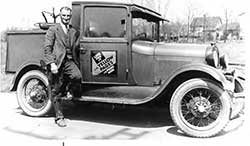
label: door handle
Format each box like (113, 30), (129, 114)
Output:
(80, 47), (87, 54)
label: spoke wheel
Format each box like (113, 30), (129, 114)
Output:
(17, 70), (52, 117)
(170, 78), (230, 138)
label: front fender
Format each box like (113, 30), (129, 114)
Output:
(169, 63), (229, 88)
(152, 63), (231, 99)
(133, 63), (231, 105)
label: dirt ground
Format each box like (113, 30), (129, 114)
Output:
(0, 91), (247, 143)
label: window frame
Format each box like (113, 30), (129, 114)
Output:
(81, 4), (129, 41)
(131, 11), (160, 42)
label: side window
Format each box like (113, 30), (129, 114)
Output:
(84, 7), (127, 38)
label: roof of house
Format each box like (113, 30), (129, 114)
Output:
(191, 16), (222, 30)
(221, 22), (240, 31)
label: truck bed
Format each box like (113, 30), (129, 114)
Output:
(6, 30), (46, 72)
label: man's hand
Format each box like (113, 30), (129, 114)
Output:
(50, 63), (58, 74)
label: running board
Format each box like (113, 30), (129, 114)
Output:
(74, 85), (160, 105)
(75, 96), (144, 104)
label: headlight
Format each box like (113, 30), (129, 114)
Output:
(205, 45), (220, 68)
(220, 54), (229, 69)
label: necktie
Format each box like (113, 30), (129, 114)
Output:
(65, 25), (69, 33)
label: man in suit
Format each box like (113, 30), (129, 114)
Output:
(44, 6), (82, 127)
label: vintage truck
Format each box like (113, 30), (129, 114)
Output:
(5, 1), (244, 137)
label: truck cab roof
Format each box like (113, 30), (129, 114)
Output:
(72, 1), (168, 21)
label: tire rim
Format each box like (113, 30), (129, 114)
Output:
(181, 88), (222, 128)
(22, 78), (49, 111)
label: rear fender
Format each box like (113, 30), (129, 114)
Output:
(10, 60), (42, 91)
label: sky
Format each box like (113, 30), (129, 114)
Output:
(165, 0), (247, 22)
(0, 0), (248, 32)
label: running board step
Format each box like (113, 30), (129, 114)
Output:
(74, 85), (160, 104)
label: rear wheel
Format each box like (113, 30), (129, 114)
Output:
(17, 70), (52, 117)
(170, 78), (231, 137)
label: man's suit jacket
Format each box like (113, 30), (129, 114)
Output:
(44, 23), (80, 68)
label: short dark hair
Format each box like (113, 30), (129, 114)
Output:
(60, 6), (72, 12)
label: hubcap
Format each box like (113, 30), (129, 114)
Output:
(189, 96), (211, 118)
(24, 79), (48, 110)
(181, 88), (221, 127)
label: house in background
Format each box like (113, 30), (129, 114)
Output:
(221, 22), (241, 40)
(190, 16), (223, 42)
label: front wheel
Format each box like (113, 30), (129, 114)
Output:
(170, 78), (231, 137)
(17, 70), (52, 117)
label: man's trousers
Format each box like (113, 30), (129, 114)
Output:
(49, 59), (82, 119)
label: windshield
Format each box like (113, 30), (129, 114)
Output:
(132, 13), (159, 42)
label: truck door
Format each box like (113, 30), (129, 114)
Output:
(79, 6), (129, 84)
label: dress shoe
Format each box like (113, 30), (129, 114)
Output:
(55, 118), (67, 127)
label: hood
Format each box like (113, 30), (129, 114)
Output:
(132, 41), (208, 59)
(155, 43), (207, 59)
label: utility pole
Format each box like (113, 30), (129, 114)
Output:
(224, 9), (228, 43)
(203, 14), (206, 43)
(187, 15), (190, 43)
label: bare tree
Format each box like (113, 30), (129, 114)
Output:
(131, 0), (170, 16)
(157, 0), (171, 18)
(184, 0), (204, 43)
(223, 8), (234, 42)
(224, 9), (229, 42)
(130, 0), (156, 10)
(186, 0), (196, 42)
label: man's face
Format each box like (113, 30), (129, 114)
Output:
(60, 9), (72, 25)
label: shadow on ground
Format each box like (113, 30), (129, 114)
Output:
(2, 100), (176, 140)
(2, 96), (244, 139)
(63, 101), (174, 128)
